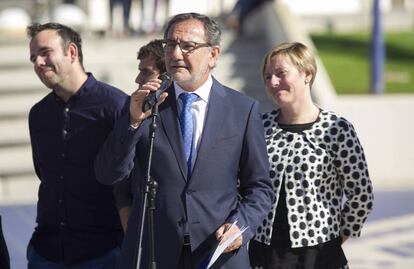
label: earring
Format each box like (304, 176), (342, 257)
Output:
(305, 80), (309, 84)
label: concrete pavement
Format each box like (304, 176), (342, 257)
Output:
(2, 189), (414, 269)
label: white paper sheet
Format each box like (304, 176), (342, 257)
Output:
(207, 223), (248, 268)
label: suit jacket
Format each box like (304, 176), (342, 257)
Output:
(95, 78), (274, 269)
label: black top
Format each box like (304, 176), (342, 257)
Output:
(29, 74), (128, 265)
(272, 121), (316, 247)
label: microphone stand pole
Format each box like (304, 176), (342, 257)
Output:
(135, 104), (159, 269)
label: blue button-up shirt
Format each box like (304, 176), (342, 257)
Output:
(29, 74), (128, 265)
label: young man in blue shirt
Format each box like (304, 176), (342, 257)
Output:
(27, 22), (127, 269)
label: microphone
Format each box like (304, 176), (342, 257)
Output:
(142, 72), (172, 112)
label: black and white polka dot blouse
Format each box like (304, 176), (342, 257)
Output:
(254, 108), (374, 248)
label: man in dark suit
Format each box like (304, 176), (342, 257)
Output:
(95, 12), (274, 269)
(115, 39), (166, 233)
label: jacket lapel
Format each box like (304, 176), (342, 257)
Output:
(159, 86), (188, 180)
(191, 79), (226, 177)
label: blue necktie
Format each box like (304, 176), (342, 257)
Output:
(179, 93), (198, 176)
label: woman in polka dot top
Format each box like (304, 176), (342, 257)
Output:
(248, 42), (374, 269)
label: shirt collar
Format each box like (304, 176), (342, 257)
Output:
(174, 75), (212, 103)
(53, 73), (95, 103)
(269, 108), (324, 136)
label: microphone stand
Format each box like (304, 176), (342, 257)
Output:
(135, 104), (159, 269)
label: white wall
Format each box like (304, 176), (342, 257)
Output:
(168, 0), (236, 17)
(280, 0), (394, 15)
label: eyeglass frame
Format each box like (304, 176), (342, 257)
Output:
(161, 39), (212, 54)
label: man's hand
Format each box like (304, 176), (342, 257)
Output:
(129, 78), (168, 127)
(215, 222), (243, 253)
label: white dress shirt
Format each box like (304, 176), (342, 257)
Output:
(174, 75), (212, 170)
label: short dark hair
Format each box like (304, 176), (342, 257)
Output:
(137, 39), (166, 73)
(163, 13), (221, 46)
(27, 22), (84, 68)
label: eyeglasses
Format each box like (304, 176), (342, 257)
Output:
(162, 40), (211, 54)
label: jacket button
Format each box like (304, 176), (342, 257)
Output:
(178, 217), (185, 226)
(186, 189), (195, 194)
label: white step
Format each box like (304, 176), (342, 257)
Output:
(0, 118), (29, 146)
(0, 145), (34, 178)
(0, 174), (39, 204)
(0, 68), (44, 93)
(0, 92), (44, 118)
